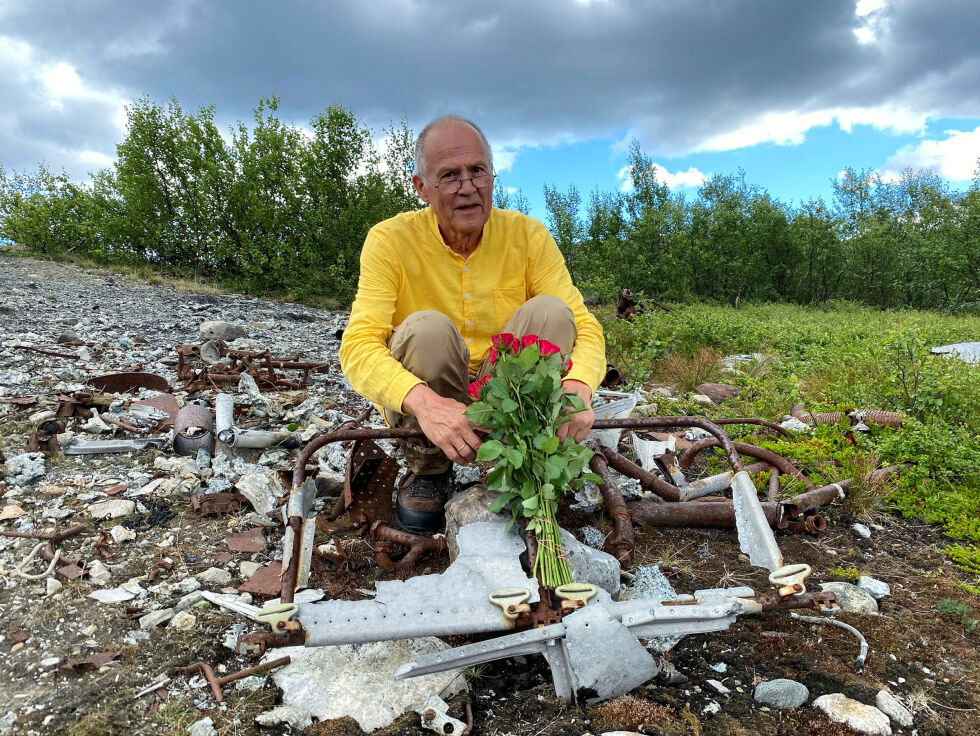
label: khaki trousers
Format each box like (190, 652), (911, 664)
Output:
(385, 295), (577, 474)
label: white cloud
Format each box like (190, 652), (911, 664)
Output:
(505, 186), (517, 194)
(491, 145), (518, 172)
(696, 105), (927, 152)
(855, 0), (886, 17)
(617, 162), (708, 191)
(41, 62), (85, 99)
(881, 126), (980, 181)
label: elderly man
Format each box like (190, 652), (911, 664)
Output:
(340, 115), (605, 533)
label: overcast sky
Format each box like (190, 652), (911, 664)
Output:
(2, 0), (978, 218)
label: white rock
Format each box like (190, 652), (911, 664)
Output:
(813, 693), (891, 735)
(254, 705), (313, 729)
(701, 700), (721, 715)
(818, 582), (879, 615)
(852, 523), (872, 539)
(858, 576), (891, 601)
(110, 525), (136, 543)
(86, 560), (113, 586)
(186, 717), (216, 736)
(87, 587), (136, 603)
(780, 416), (811, 432)
(175, 577), (202, 593)
(196, 567), (232, 585)
(46, 578), (64, 596)
(139, 608), (175, 630)
(199, 321), (246, 342)
(4, 453), (46, 486)
(690, 393), (714, 406)
(239, 561), (262, 579)
(754, 678), (810, 708)
(168, 611), (197, 631)
(706, 678), (731, 695)
(87, 499), (136, 519)
(176, 591), (205, 612)
(269, 639), (466, 732)
(876, 690), (913, 727)
(235, 469), (284, 516)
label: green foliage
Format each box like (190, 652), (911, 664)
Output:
(0, 96), (419, 303)
(934, 598), (979, 632)
(601, 301), (980, 579)
(828, 566), (861, 582)
(465, 335), (597, 587)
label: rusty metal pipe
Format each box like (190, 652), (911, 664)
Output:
(173, 404), (215, 457)
(784, 464), (907, 516)
(279, 516), (303, 605)
(678, 439), (813, 488)
(711, 418), (794, 438)
(291, 416), (746, 489)
(588, 444), (634, 567)
(598, 446), (677, 502)
(371, 521), (448, 574)
(767, 469), (781, 501)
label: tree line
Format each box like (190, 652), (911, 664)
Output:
(1, 98), (978, 311)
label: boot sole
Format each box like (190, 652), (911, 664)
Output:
(395, 504), (444, 535)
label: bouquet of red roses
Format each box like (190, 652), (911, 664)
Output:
(465, 333), (598, 588)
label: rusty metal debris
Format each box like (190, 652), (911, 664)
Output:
(179, 656), (290, 702)
(85, 372), (170, 394)
(172, 404), (215, 457)
(791, 405), (904, 429)
(587, 444), (634, 566)
(25, 418), (66, 455)
(238, 561), (285, 599)
(370, 521), (448, 575)
(60, 651), (122, 674)
(176, 343), (329, 392)
(226, 528), (265, 553)
(190, 491), (247, 516)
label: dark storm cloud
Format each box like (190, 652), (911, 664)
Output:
(1, 0), (978, 176)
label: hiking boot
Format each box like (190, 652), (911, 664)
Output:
(395, 470), (452, 534)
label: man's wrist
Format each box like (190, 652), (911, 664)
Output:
(561, 378), (593, 403)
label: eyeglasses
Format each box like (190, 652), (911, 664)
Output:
(432, 169), (495, 194)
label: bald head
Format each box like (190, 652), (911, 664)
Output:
(413, 115), (493, 180)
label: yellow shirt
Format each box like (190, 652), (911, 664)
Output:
(340, 207), (606, 412)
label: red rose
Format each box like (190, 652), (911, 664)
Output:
(538, 339), (561, 356)
(521, 334), (539, 349)
(488, 347), (499, 365)
(563, 358), (573, 374)
(492, 333), (517, 353)
(467, 378), (484, 400)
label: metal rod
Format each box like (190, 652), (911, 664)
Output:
(789, 613), (868, 670)
(678, 438), (814, 488)
(588, 443), (634, 567)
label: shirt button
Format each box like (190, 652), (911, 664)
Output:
(463, 266), (469, 271)
(464, 293), (471, 299)
(466, 338), (472, 344)
(466, 319), (472, 325)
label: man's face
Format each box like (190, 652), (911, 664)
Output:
(412, 122), (493, 243)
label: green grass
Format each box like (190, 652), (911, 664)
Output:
(601, 302), (980, 586)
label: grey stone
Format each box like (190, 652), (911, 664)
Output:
(109, 525), (136, 543)
(876, 690), (913, 727)
(813, 693), (891, 735)
(239, 561), (262, 579)
(199, 340), (224, 365)
(618, 565), (680, 651)
(168, 611), (197, 630)
(268, 638), (466, 732)
(444, 483), (506, 559)
(657, 659), (688, 685)
(255, 705), (312, 729)
(186, 717), (216, 736)
(819, 582), (879, 615)
(852, 523), (872, 539)
(4, 452), (46, 486)
(706, 678), (730, 695)
(176, 591), (205, 612)
(693, 382), (741, 404)
(235, 469), (284, 516)
(199, 320), (246, 341)
(579, 525), (606, 549)
(87, 499), (136, 519)
(754, 678), (810, 708)
(87, 587), (136, 603)
(858, 576), (891, 601)
(690, 393), (714, 406)
(139, 608), (175, 630)
(196, 567), (232, 585)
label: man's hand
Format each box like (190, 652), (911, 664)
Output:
(557, 379), (595, 443)
(401, 384), (482, 465)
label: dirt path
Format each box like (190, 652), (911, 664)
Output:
(1, 255), (977, 736)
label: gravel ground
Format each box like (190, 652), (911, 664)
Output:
(1, 255), (978, 736)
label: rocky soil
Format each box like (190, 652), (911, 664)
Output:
(1, 254), (978, 736)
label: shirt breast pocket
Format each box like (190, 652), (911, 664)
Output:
(493, 285), (527, 328)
